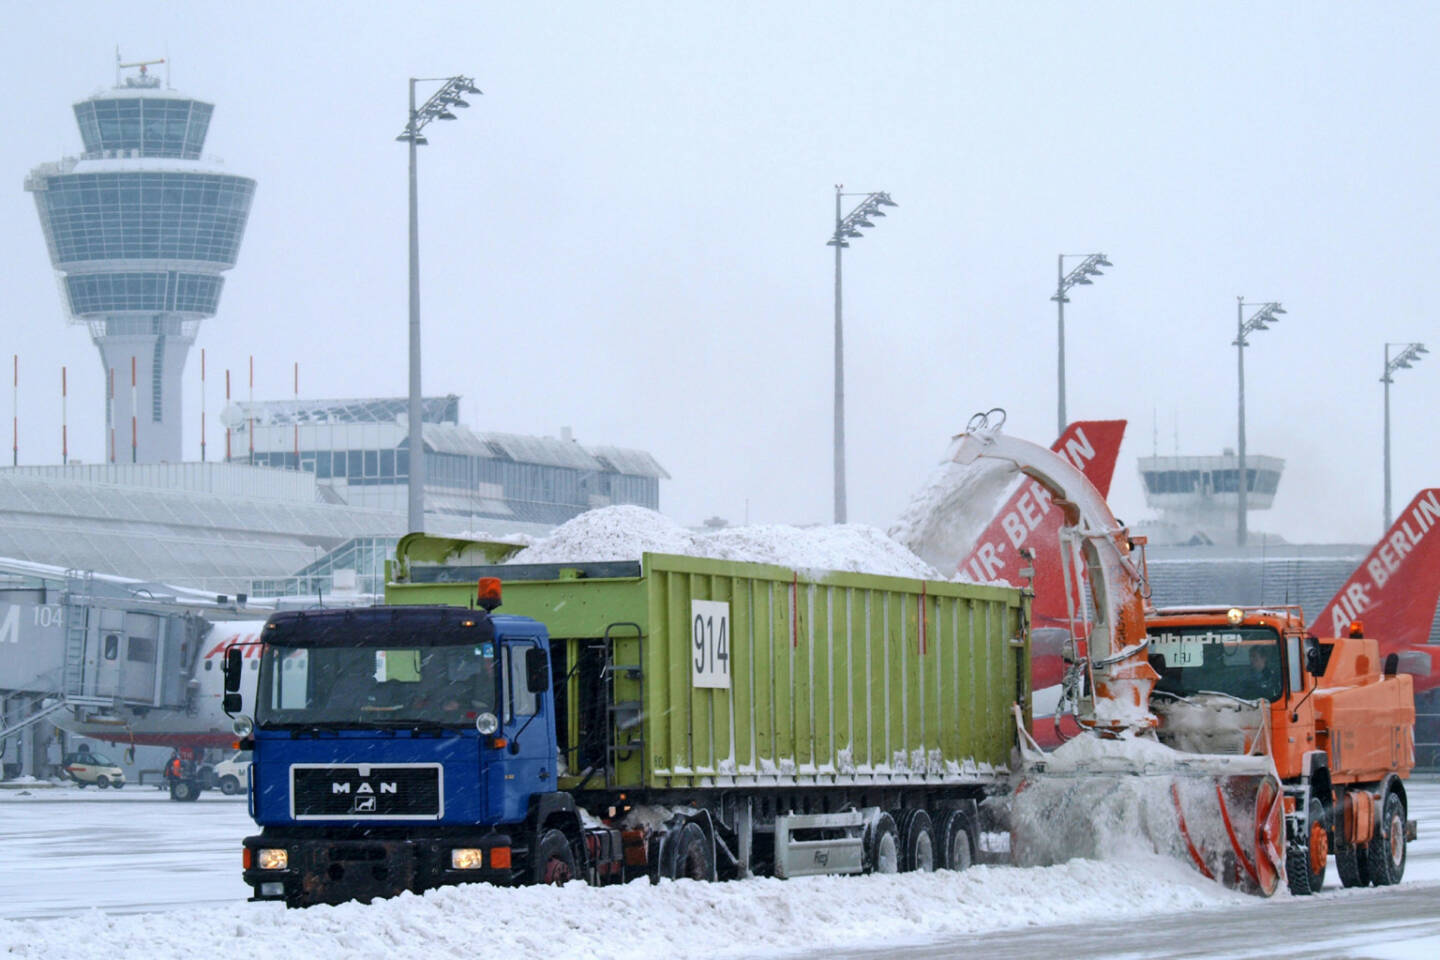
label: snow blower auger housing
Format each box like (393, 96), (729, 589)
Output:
(952, 411), (1286, 896)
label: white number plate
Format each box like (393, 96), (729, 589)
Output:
(691, 600), (730, 689)
(1150, 635), (1203, 667)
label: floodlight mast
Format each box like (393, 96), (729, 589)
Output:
(396, 75), (482, 534)
(1233, 297), (1286, 546)
(827, 186), (897, 524)
(1051, 253), (1112, 436)
(1382, 341), (1428, 528)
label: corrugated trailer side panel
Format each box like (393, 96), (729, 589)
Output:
(387, 548), (1029, 794)
(637, 554), (1028, 790)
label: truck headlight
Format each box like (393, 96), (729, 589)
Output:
(256, 848), (289, 871)
(451, 848), (484, 870)
(233, 715), (254, 737)
(475, 712), (499, 735)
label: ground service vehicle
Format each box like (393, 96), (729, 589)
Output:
(228, 550), (1030, 906)
(1147, 606), (1417, 894)
(212, 749), (251, 796)
(950, 414), (1287, 895)
(61, 749), (125, 789)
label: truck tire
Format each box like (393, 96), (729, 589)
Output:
(219, 776), (241, 796)
(659, 822), (714, 882)
(1286, 797), (1327, 895)
(897, 809), (936, 872)
(1366, 790), (1406, 886)
(864, 813), (899, 875)
(1335, 837), (1369, 888)
(936, 810), (974, 872)
(532, 828), (578, 885)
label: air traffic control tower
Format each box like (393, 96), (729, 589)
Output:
(26, 58), (255, 463)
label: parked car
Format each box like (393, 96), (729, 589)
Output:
(61, 750), (125, 789)
(211, 750), (251, 795)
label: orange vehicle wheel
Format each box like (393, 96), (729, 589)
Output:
(1286, 797), (1328, 895)
(1252, 778), (1285, 897)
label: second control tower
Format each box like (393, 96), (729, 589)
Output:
(26, 57), (255, 463)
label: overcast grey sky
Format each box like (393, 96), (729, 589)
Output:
(2, 1), (1435, 543)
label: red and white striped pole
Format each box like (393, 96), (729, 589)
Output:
(130, 355), (137, 464)
(200, 348), (207, 463)
(61, 366), (68, 465)
(225, 369), (232, 463)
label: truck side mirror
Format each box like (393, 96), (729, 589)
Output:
(223, 647), (244, 693)
(1305, 644), (1324, 677)
(525, 647), (549, 694)
(223, 692), (242, 714)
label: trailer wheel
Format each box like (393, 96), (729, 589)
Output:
(936, 810), (974, 872)
(659, 822), (714, 882)
(533, 829), (578, 886)
(898, 810), (936, 872)
(170, 779), (198, 802)
(1286, 797), (1327, 895)
(1366, 789), (1406, 886)
(863, 813), (899, 875)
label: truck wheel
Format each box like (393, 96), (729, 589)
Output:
(1366, 790), (1406, 886)
(658, 822), (714, 882)
(864, 813), (899, 875)
(1286, 797), (1327, 895)
(1335, 837), (1369, 888)
(533, 829), (578, 885)
(898, 810), (936, 872)
(96, 776), (111, 789)
(170, 779), (197, 802)
(219, 776), (241, 796)
(936, 810), (974, 872)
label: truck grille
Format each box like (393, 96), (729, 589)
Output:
(290, 764), (443, 820)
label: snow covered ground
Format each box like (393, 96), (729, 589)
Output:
(2, 779), (1437, 959)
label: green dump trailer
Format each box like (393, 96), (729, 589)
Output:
(387, 533), (1030, 881)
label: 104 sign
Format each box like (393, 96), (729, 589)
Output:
(691, 600), (730, 689)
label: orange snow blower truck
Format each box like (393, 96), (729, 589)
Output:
(1146, 607), (1417, 895)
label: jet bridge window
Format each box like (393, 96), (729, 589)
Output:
(126, 637), (156, 663)
(104, 634), (120, 660)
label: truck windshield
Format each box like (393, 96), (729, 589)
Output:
(1148, 625), (1284, 702)
(255, 641), (498, 728)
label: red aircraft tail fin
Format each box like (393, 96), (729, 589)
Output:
(1307, 489), (1440, 690)
(954, 419), (1126, 614)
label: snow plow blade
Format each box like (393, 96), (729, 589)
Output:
(1010, 738), (1285, 897)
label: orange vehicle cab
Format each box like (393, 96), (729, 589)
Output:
(1145, 605), (1416, 894)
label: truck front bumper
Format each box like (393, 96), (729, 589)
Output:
(243, 830), (514, 907)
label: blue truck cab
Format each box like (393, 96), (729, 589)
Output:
(231, 600), (584, 906)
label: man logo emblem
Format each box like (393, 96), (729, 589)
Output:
(353, 796), (377, 813)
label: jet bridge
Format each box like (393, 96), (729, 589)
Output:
(0, 564), (216, 777)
